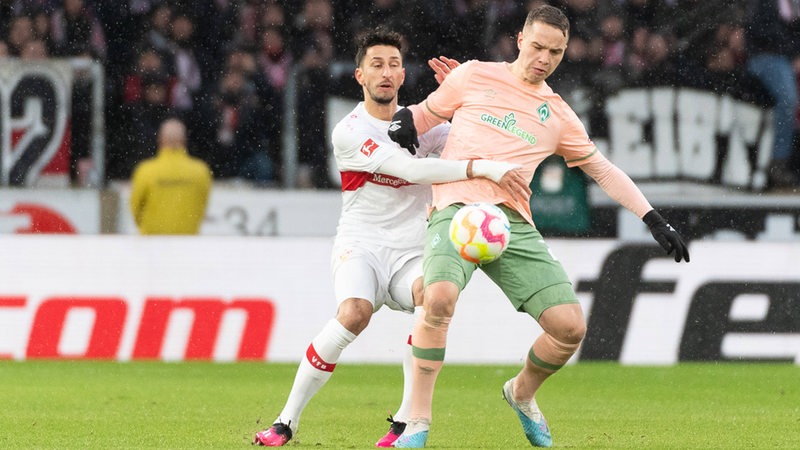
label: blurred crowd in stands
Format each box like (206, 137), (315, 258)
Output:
(1, 0), (799, 190)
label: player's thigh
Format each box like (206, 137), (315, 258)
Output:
(331, 244), (380, 310)
(483, 208), (578, 320)
(387, 250), (423, 310)
(423, 205), (478, 291)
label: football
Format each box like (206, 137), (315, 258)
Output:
(448, 202), (511, 264)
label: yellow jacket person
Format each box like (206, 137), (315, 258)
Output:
(130, 118), (212, 234)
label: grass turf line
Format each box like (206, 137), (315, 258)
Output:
(0, 361), (798, 448)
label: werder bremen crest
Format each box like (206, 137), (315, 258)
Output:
(537, 103), (551, 122)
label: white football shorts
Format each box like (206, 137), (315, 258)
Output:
(330, 242), (422, 313)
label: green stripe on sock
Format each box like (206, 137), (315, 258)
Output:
(528, 348), (563, 371)
(412, 346), (446, 361)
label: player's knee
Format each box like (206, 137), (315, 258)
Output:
(418, 304), (452, 333)
(543, 318), (585, 347)
(540, 304), (586, 345)
(541, 316), (585, 358)
(336, 298), (373, 335)
(422, 281), (458, 318)
(558, 318), (586, 345)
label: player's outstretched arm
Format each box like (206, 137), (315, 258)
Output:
(377, 153), (521, 185)
(581, 154), (690, 263)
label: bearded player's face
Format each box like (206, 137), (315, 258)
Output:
(356, 45), (405, 104)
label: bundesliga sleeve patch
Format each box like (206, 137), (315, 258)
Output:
(360, 138), (379, 157)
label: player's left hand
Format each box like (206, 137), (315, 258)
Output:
(643, 210), (690, 262)
(388, 107), (419, 155)
(428, 56), (461, 85)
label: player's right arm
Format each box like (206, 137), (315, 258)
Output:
(334, 114), (520, 186)
(377, 152), (520, 185)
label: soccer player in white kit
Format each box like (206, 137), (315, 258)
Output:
(253, 28), (527, 447)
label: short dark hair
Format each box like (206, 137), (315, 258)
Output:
(354, 28), (404, 67)
(526, 5), (570, 37)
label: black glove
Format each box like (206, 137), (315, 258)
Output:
(643, 210), (690, 262)
(388, 107), (419, 155)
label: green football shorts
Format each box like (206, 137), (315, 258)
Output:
(423, 203), (578, 320)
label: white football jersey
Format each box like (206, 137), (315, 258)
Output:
(332, 102), (449, 249)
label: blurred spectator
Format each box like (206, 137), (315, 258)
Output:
(703, 23), (750, 96)
(560, 0), (602, 46)
(261, 1), (286, 29)
(19, 37), (47, 59)
(235, 0), (264, 48)
(141, 3), (173, 59)
(125, 0), (160, 33)
(745, 0), (800, 189)
(257, 27), (292, 95)
(167, 12), (202, 114)
(129, 117), (212, 235)
(623, 26), (650, 83)
(445, 0), (492, 61)
(202, 68), (274, 185)
(622, 0), (671, 31)
(109, 70), (176, 179)
(550, 33), (597, 90)
(635, 31), (680, 87)
(600, 13), (626, 69)
(488, 27), (518, 63)
(590, 12), (628, 100)
(49, 0), (106, 60)
(29, 7), (51, 41)
(7, 16), (34, 56)
(227, 44), (275, 103)
(0, 40), (8, 57)
(668, 0), (745, 84)
(347, 0), (410, 55)
(13, 1), (57, 15)
(254, 28), (291, 178)
(291, 0), (334, 188)
(122, 46), (172, 104)
(549, 32), (605, 136)
(192, 0), (239, 87)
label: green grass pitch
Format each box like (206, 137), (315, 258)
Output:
(1, 361), (798, 449)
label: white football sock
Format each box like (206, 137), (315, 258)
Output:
(393, 306), (421, 422)
(275, 319), (356, 432)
